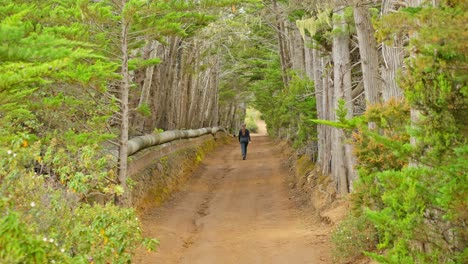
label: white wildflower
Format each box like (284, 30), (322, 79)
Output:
(7, 150), (12, 155)
(43, 237), (47, 242)
(61, 248), (65, 253)
(30, 202), (36, 207)
(49, 238), (54, 243)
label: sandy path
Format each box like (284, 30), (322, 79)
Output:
(134, 133), (331, 264)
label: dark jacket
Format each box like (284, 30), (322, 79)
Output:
(238, 129), (251, 143)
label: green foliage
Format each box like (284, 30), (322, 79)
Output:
(330, 2), (468, 263)
(353, 100), (411, 174)
(312, 99), (365, 131)
(153, 127), (164, 134)
(0, 0), (160, 260)
(237, 4), (319, 146)
(41, 139), (121, 198)
(331, 213), (377, 263)
(1, 0), (261, 261)
(251, 68), (317, 148)
(0, 169), (157, 263)
(129, 58), (161, 71)
(288, 9), (307, 22)
(137, 103), (152, 117)
(330, 94), (465, 264)
(365, 147), (467, 263)
(377, 5), (466, 261)
(295, 8), (332, 51)
(0, 132), (157, 262)
(331, 6), (355, 36)
(244, 108), (260, 133)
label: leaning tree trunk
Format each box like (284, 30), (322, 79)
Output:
(331, 6), (353, 194)
(354, 4), (382, 105)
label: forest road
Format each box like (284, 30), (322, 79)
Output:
(134, 133), (332, 264)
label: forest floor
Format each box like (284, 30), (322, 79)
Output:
(133, 124), (341, 264)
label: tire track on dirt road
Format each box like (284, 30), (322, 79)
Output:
(134, 135), (332, 264)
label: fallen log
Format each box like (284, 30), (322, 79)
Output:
(126, 127), (226, 157)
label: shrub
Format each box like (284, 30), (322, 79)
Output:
(331, 213), (377, 263)
(245, 117), (259, 133)
(0, 142), (157, 263)
(245, 107), (260, 133)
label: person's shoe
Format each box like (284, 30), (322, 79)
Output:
(243, 156), (246, 160)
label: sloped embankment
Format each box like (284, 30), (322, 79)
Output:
(280, 140), (350, 229)
(127, 132), (230, 212)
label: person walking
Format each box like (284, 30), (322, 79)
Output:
(238, 124), (251, 160)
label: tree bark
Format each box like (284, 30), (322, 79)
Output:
(331, 6), (353, 194)
(307, 44), (331, 174)
(127, 127), (225, 156)
(118, 0), (130, 190)
(272, 0), (291, 86)
(381, 0), (405, 101)
(312, 47), (325, 164)
(135, 40), (158, 132)
(166, 36), (180, 130)
(290, 24), (306, 76)
(322, 55), (333, 177)
(407, 0), (424, 167)
(354, 4), (382, 105)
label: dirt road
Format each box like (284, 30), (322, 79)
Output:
(134, 133), (332, 264)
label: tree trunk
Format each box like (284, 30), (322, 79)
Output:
(166, 36), (180, 130)
(118, 0), (130, 191)
(322, 55), (333, 177)
(148, 40), (168, 130)
(304, 37), (314, 80)
(331, 7), (353, 194)
(127, 127), (225, 156)
(308, 45), (329, 173)
(381, 0), (405, 101)
(290, 24), (306, 75)
(407, 0), (424, 167)
(211, 59), (220, 127)
(354, 4), (381, 105)
(312, 47), (324, 162)
(272, 0), (291, 86)
(135, 40), (158, 132)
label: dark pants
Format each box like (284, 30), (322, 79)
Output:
(240, 142), (249, 158)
